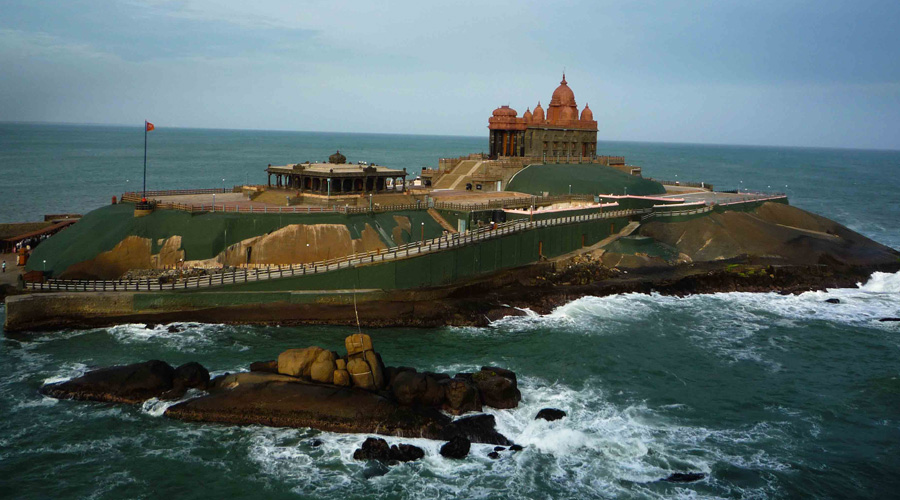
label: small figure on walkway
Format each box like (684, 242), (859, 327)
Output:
(2, 260), (6, 273)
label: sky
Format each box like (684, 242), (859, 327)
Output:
(1, 0), (898, 150)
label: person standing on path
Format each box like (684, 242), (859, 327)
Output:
(2, 260), (6, 273)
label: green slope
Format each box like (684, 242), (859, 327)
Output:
(27, 203), (444, 277)
(505, 163), (665, 196)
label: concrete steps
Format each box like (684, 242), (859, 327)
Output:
(433, 160), (480, 189)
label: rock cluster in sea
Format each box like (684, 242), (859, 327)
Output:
(39, 332), (522, 461)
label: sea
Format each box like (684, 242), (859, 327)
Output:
(1, 122), (899, 499)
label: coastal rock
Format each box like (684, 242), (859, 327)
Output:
(439, 414), (511, 446)
(173, 362), (210, 392)
(439, 436), (471, 459)
(278, 347), (325, 379)
(473, 367), (521, 409)
(879, 317), (900, 322)
(391, 370), (427, 405)
(40, 360), (175, 404)
(364, 350), (385, 389)
(440, 377), (482, 414)
(484, 307), (528, 323)
(165, 379), (451, 438)
(210, 372), (302, 391)
(825, 298), (841, 304)
(310, 350), (336, 384)
(249, 360), (278, 373)
(487, 451), (500, 459)
(535, 408), (567, 421)
(509, 444), (524, 451)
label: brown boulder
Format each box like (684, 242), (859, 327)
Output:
(345, 333), (374, 356)
(173, 362), (210, 392)
(364, 350), (385, 389)
(211, 372), (302, 391)
(310, 350), (336, 384)
(440, 377), (482, 415)
(277, 347), (325, 379)
(333, 369), (351, 387)
(347, 357), (376, 390)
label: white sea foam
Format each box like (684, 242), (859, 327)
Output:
(42, 362), (88, 385)
(140, 388), (206, 417)
(107, 322), (249, 352)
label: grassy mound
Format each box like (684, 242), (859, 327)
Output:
(505, 163), (665, 196)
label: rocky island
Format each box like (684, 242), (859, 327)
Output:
(4, 75), (898, 332)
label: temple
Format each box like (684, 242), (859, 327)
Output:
(266, 162), (407, 195)
(488, 74), (598, 160)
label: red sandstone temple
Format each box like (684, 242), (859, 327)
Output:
(488, 74), (598, 160)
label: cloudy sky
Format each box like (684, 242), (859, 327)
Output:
(1, 0), (898, 149)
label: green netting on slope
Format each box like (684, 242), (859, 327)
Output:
(27, 203), (444, 276)
(505, 163), (665, 196)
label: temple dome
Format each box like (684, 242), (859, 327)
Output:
(532, 102), (545, 122)
(549, 74), (576, 107)
(561, 106), (578, 121)
(492, 105), (517, 117)
(580, 103), (593, 121)
(523, 108), (532, 122)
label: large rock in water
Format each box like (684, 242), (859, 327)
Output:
(310, 350), (336, 384)
(439, 436), (471, 459)
(439, 414), (511, 446)
(440, 377), (482, 414)
(173, 362), (210, 392)
(40, 360), (176, 404)
(165, 379), (453, 439)
(472, 367), (521, 409)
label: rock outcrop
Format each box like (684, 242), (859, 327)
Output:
(353, 437), (424, 463)
(39, 359), (205, 404)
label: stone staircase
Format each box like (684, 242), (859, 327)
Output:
(427, 208), (458, 234)
(432, 160), (483, 190)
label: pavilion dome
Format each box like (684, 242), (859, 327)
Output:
(532, 102), (545, 122)
(580, 103), (593, 121)
(549, 74), (576, 107)
(523, 108), (533, 122)
(492, 105), (517, 117)
(561, 105), (578, 121)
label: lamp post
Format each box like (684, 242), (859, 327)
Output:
(42, 260), (46, 272)
(212, 193), (216, 212)
(420, 222), (425, 245)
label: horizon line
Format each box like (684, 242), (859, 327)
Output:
(2, 120), (898, 154)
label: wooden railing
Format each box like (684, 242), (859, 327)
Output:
(27, 208), (643, 292)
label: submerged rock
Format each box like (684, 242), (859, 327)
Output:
(439, 436), (471, 459)
(440, 414), (511, 446)
(879, 317), (900, 322)
(509, 444), (524, 452)
(535, 408), (567, 421)
(40, 360), (177, 404)
(487, 451), (500, 460)
(662, 472), (707, 483)
(825, 298), (841, 304)
(353, 437), (424, 463)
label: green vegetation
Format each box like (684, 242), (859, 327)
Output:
(505, 163), (666, 196)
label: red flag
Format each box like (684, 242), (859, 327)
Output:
(146, 122), (155, 132)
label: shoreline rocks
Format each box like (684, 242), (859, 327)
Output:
(535, 408), (567, 421)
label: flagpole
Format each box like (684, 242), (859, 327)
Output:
(143, 121), (148, 200)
